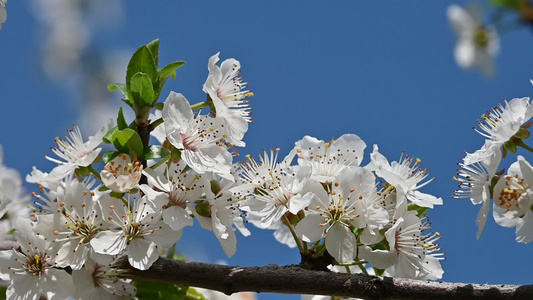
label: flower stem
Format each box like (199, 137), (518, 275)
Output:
(190, 101), (210, 110)
(89, 165), (101, 180)
(358, 262), (369, 276)
(283, 214), (305, 254)
(150, 154), (171, 170)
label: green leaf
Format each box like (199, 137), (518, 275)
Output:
(131, 72), (155, 106)
(143, 145), (170, 160)
(112, 128), (144, 158)
(136, 280), (188, 300)
(147, 39), (160, 67)
(117, 107), (128, 130)
(103, 151), (121, 164)
(408, 203), (430, 218)
(159, 61), (186, 81)
(108, 83), (130, 103)
(103, 126), (119, 144)
(126, 45), (159, 96)
(185, 287), (207, 300)
(0, 285), (6, 300)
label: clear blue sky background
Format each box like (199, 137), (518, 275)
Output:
(2, 2), (533, 299)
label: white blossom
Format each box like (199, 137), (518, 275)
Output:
(163, 91), (233, 180)
(447, 4), (499, 76)
(0, 218), (75, 300)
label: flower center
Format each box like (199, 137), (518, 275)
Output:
(24, 254), (47, 278)
(474, 28), (489, 47)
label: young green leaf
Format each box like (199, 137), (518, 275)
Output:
(147, 39), (160, 67)
(108, 83), (130, 103)
(126, 45), (159, 95)
(112, 128), (144, 158)
(159, 61), (186, 81)
(131, 72), (155, 106)
(103, 126), (119, 144)
(117, 107), (128, 130)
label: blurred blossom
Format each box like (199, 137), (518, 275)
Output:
(0, 0), (7, 31)
(30, 0), (127, 134)
(447, 4), (500, 77)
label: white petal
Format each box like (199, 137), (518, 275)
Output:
(162, 206), (194, 231)
(90, 230), (127, 255)
(358, 246), (396, 270)
(515, 210), (533, 244)
(325, 224), (357, 264)
(295, 214), (325, 243)
(127, 239), (159, 270)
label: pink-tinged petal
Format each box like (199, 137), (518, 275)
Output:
(358, 246), (396, 270)
(91, 230), (127, 255)
(325, 224), (357, 264)
(127, 239), (159, 270)
(295, 214), (325, 243)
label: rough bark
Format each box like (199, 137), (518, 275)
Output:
(119, 256), (533, 300)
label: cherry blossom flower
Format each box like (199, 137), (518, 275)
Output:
(465, 97), (533, 164)
(141, 161), (205, 231)
(101, 153), (142, 193)
(454, 147), (502, 239)
(294, 134), (366, 183)
(44, 121), (113, 179)
(369, 145), (442, 209)
(36, 181), (110, 269)
(163, 91), (233, 180)
(447, 4), (499, 76)
(194, 171), (250, 257)
(72, 259), (136, 300)
(239, 149), (314, 228)
(0, 218), (75, 300)
(295, 167), (388, 264)
(359, 211), (444, 280)
(91, 194), (181, 270)
(203, 52), (253, 147)
(492, 156), (533, 243)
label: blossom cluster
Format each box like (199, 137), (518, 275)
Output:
(0, 44), (444, 300)
(455, 96), (533, 243)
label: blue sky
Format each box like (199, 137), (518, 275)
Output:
(2, 1), (533, 299)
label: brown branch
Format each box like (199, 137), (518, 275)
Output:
(118, 256), (533, 300)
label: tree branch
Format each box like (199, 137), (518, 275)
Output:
(119, 257), (533, 299)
